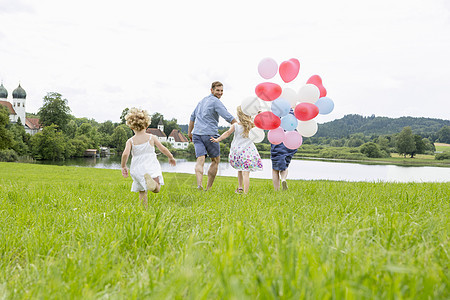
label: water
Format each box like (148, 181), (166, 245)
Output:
(33, 156), (450, 183)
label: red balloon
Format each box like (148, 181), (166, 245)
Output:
(254, 111), (281, 130)
(279, 59), (300, 83)
(294, 103), (319, 121)
(306, 75), (327, 97)
(255, 82), (282, 101)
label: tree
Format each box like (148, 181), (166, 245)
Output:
(437, 125), (450, 143)
(38, 92), (71, 132)
(0, 105), (14, 150)
(30, 124), (67, 160)
(120, 108), (130, 124)
(396, 127), (416, 158)
(10, 123), (30, 156)
(111, 124), (129, 153)
(360, 142), (383, 158)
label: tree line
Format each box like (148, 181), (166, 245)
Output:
(0, 92), (185, 161)
(1, 93), (449, 162)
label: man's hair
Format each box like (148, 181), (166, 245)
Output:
(211, 81), (223, 90)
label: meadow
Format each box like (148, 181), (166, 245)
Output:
(0, 162), (449, 299)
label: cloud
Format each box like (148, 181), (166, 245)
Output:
(0, 0), (34, 14)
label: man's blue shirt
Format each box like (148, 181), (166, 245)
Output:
(190, 94), (235, 135)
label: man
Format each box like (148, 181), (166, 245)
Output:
(188, 81), (237, 190)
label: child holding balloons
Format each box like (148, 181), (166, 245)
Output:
(210, 106), (263, 194)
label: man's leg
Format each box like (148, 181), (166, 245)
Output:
(195, 155), (205, 189)
(206, 156), (220, 190)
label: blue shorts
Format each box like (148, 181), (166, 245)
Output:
(271, 143), (298, 171)
(193, 134), (220, 158)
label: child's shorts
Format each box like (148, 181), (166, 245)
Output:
(270, 143), (298, 171)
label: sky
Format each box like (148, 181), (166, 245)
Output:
(1, 0), (449, 126)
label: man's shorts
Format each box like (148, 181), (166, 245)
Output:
(270, 143), (298, 171)
(193, 134), (220, 158)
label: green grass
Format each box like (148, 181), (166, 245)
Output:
(0, 162), (449, 299)
(435, 143), (450, 153)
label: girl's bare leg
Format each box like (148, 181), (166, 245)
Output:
(139, 191), (148, 209)
(242, 171), (250, 194)
(150, 177), (161, 193)
(237, 171), (243, 190)
(272, 169), (280, 191)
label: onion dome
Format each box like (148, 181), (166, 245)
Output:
(0, 83), (7, 98)
(13, 84), (26, 99)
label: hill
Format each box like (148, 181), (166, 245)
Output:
(315, 114), (449, 139)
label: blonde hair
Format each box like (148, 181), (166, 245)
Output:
(237, 106), (254, 138)
(125, 108), (151, 131)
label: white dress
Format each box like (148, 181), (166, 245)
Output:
(130, 135), (164, 192)
(228, 123), (263, 171)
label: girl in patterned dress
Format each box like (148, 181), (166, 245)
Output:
(210, 106), (263, 194)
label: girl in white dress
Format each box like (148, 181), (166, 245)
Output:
(121, 108), (176, 208)
(210, 106), (263, 194)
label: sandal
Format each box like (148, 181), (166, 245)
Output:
(235, 188), (244, 194)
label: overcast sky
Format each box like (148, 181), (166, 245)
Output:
(1, 0), (449, 126)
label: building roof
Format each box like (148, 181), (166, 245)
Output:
(169, 129), (189, 143)
(12, 84), (26, 99)
(146, 128), (166, 137)
(158, 118), (164, 126)
(0, 100), (16, 114)
(25, 118), (41, 130)
(0, 83), (7, 99)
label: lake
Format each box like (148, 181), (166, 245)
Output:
(33, 156), (450, 183)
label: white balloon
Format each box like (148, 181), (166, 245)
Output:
(296, 119), (318, 137)
(241, 96), (261, 116)
(281, 87), (298, 108)
(249, 127), (265, 143)
(298, 84), (320, 103)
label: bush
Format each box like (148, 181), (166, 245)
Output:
(0, 149), (19, 162)
(435, 152), (450, 160)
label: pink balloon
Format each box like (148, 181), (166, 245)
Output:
(268, 127), (286, 145)
(255, 82), (282, 101)
(279, 59), (300, 83)
(283, 131), (303, 149)
(258, 57), (278, 79)
(254, 111), (281, 130)
(294, 103), (319, 121)
(306, 75), (327, 97)
(289, 58), (300, 70)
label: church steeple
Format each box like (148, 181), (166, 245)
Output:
(157, 118), (164, 133)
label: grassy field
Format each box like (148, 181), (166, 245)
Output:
(435, 143), (450, 152)
(0, 163), (449, 299)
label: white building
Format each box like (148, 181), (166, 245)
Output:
(0, 83), (41, 135)
(146, 118), (190, 149)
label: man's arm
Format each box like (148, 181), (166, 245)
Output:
(188, 120), (195, 141)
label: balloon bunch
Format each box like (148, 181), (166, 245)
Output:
(242, 57), (334, 149)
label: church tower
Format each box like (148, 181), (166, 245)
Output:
(12, 84), (26, 124)
(0, 83), (7, 101)
(157, 118), (164, 133)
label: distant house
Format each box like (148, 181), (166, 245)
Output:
(168, 129), (189, 149)
(0, 83), (42, 135)
(146, 118), (190, 149)
(146, 118), (167, 142)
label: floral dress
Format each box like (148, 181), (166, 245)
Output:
(228, 123), (263, 171)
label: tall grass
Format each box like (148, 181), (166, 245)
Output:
(0, 162), (448, 299)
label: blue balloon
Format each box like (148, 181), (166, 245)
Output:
(280, 114), (298, 131)
(315, 97), (334, 115)
(271, 97), (291, 117)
